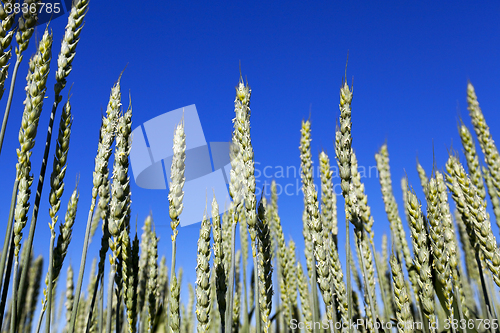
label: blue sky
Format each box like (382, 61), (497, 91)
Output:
(1, 0), (500, 315)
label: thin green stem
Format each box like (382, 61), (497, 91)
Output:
(98, 273), (104, 333)
(35, 303), (45, 333)
(9, 260), (19, 333)
(44, 232), (56, 333)
(0, 180), (18, 328)
(169, 236), (177, 305)
(106, 264), (116, 333)
(345, 213), (352, 333)
(225, 222), (237, 333)
(0, 233), (14, 331)
(475, 250), (496, 333)
(242, 248), (249, 333)
(253, 253), (261, 333)
(86, 271), (102, 333)
(310, 259), (319, 333)
(0, 58), (21, 157)
(69, 203), (96, 333)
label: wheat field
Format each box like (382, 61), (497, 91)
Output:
(1, 1), (500, 333)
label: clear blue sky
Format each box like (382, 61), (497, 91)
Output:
(1, 0), (499, 314)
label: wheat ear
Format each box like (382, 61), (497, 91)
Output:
(9, 29), (52, 333)
(212, 196), (227, 329)
(168, 118), (186, 326)
(0, 0), (15, 100)
(319, 151), (338, 246)
(70, 75), (121, 333)
(256, 198), (273, 332)
(390, 254), (413, 333)
(299, 120), (321, 327)
(297, 261), (313, 333)
(196, 211), (211, 331)
(406, 190), (436, 331)
(425, 177), (453, 319)
(106, 98), (132, 333)
(334, 78), (354, 333)
(446, 156), (500, 287)
(169, 273), (180, 333)
(467, 82), (500, 196)
(0, 0), (40, 156)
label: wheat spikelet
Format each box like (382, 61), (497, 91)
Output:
(137, 215), (152, 315)
(196, 211), (211, 332)
(146, 228), (158, 333)
(416, 159), (429, 196)
(212, 196), (226, 328)
(54, 0), (89, 100)
(296, 262), (312, 333)
(48, 187), (78, 287)
(92, 77), (121, 204)
(378, 235), (393, 317)
(157, 256), (168, 305)
(300, 120), (335, 325)
(270, 181), (292, 324)
(319, 151), (337, 245)
(446, 155), (500, 287)
(13, 29), (53, 256)
(375, 145), (412, 270)
(425, 177), (453, 318)
(63, 265), (74, 333)
(482, 166), (500, 229)
(256, 198), (273, 332)
(459, 122), (487, 201)
(0, 0), (15, 99)
(435, 171), (469, 318)
(406, 190), (436, 330)
(390, 255), (413, 333)
(168, 119), (186, 239)
(169, 273), (180, 333)
(299, 131), (314, 279)
(329, 235), (349, 332)
(298, 119), (317, 324)
(467, 82), (500, 196)
(23, 255), (43, 332)
(287, 240), (299, 321)
(14, 0), (40, 56)
(335, 79), (353, 196)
